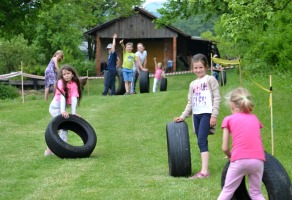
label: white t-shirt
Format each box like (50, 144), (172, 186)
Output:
(133, 50), (147, 70)
(191, 75), (213, 114)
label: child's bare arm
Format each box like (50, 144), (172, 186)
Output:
(112, 33), (117, 51)
(153, 57), (157, 68)
(119, 39), (125, 50)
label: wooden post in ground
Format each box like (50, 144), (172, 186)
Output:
(270, 75), (274, 155)
(21, 62), (24, 103)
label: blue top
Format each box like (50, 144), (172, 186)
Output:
(107, 51), (117, 70)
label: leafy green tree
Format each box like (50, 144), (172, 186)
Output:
(156, 0), (292, 73)
(0, 0), (62, 42)
(33, 0), (143, 64)
(0, 35), (39, 74)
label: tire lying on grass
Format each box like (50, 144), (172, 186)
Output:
(221, 152), (292, 200)
(166, 121), (192, 177)
(160, 77), (167, 91)
(45, 114), (97, 159)
(139, 70), (149, 93)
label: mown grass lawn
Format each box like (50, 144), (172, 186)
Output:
(0, 69), (291, 200)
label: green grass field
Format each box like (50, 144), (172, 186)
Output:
(0, 69), (291, 200)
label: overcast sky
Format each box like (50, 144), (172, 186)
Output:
(143, 0), (166, 7)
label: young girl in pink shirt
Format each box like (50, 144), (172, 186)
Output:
(152, 57), (165, 92)
(218, 87), (265, 200)
(44, 64), (82, 156)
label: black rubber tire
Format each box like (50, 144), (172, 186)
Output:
(115, 68), (125, 95)
(160, 77), (167, 91)
(221, 152), (292, 200)
(45, 114), (97, 159)
(220, 70), (227, 86)
(166, 121), (192, 177)
(139, 70), (149, 93)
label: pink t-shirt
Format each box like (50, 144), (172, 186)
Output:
(154, 67), (163, 80)
(54, 80), (79, 104)
(222, 112), (265, 162)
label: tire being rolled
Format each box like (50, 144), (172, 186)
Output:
(166, 121), (192, 177)
(45, 114), (97, 159)
(139, 70), (149, 93)
(160, 77), (167, 91)
(221, 152), (292, 200)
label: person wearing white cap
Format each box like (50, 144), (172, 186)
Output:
(102, 33), (118, 96)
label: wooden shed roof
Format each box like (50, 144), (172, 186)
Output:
(84, 7), (195, 40)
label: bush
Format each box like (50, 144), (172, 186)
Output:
(69, 60), (96, 76)
(0, 84), (19, 100)
(23, 65), (46, 76)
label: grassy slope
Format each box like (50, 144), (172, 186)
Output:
(0, 69), (291, 200)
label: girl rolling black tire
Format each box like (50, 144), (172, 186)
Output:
(221, 152), (292, 199)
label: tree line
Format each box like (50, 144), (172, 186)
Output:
(0, 0), (291, 76)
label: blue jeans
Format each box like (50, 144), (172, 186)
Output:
(213, 71), (219, 81)
(193, 114), (211, 152)
(102, 69), (116, 95)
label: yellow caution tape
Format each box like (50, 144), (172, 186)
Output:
(211, 57), (241, 65)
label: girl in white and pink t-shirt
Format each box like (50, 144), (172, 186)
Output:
(44, 65), (82, 156)
(218, 87), (265, 200)
(152, 57), (165, 92)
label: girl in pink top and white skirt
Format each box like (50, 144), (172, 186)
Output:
(218, 87), (265, 200)
(152, 57), (165, 92)
(44, 65), (82, 156)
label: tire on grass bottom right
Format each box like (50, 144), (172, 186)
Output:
(166, 121), (192, 177)
(221, 152), (292, 200)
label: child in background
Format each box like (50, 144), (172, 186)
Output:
(44, 64), (82, 156)
(102, 33), (118, 96)
(174, 53), (221, 179)
(153, 57), (165, 92)
(44, 50), (64, 100)
(218, 88), (265, 200)
(119, 40), (143, 95)
(131, 43), (148, 94)
(212, 54), (223, 82)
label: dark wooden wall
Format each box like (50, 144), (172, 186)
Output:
(96, 13), (178, 39)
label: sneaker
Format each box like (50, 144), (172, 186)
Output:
(189, 171), (210, 179)
(44, 149), (54, 156)
(131, 91), (136, 94)
(124, 92), (130, 95)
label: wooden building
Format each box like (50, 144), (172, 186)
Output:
(84, 7), (218, 74)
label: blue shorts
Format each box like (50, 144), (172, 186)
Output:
(122, 68), (133, 82)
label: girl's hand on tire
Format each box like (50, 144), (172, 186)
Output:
(61, 112), (69, 119)
(173, 117), (184, 122)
